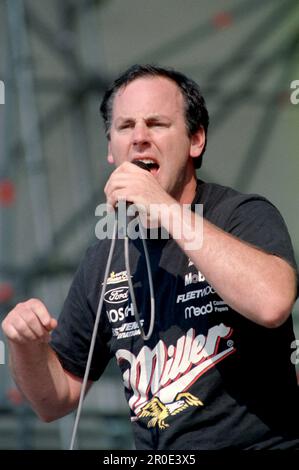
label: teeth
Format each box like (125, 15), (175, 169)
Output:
(138, 159), (156, 164)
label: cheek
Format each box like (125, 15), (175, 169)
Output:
(160, 131), (190, 152)
(109, 138), (128, 161)
(163, 138), (191, 161)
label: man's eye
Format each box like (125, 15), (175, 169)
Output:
(118, 123), (132, 130)
(150, 122), (166, 127)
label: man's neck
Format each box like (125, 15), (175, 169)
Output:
(176, 172), (197, 205)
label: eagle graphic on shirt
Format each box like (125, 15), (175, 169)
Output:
(138, 392), (203, 429)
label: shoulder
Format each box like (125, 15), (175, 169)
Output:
(198, 180), (297, 270)
(71, 239), (114, 289)
(196, 180), (274, 226)
(84, 239), (112, 261)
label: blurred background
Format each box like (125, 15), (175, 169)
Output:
(0, 0), (298, 450)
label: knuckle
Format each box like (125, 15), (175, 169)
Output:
(14, 302), (24, 311)
(27, 297), (42, 307)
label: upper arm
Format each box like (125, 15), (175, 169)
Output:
(226, 196), (298, 284)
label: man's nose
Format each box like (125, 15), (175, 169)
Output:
(132, 122), (150, 146)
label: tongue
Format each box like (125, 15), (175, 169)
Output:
(149, 164), (159, 176)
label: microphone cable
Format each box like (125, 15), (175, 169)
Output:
(70, 161), (155, 449)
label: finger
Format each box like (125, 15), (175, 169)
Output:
(17, 309), (49, 339)
(5, 316), (40, 343)
(120, 161), (149, 173)
(49, 318), (58, 331)
(2, 323), (23, 343)
(27, 299), (56, 331)
(105, 166), (149, 195)
(104, 173), (129, 198)
(39, 331), (51, 343)
(107, 189), (131, 208)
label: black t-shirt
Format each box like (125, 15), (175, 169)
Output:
(51, 180), (299, 449)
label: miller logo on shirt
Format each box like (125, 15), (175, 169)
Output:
(116, 323), (235, 429)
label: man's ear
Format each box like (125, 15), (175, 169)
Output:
(190, 127), (205, 159)
(107, 142), (114, 164)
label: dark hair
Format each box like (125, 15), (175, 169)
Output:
(100, 64), (209, 169)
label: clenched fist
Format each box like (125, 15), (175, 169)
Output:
(1, 298), (57, 344)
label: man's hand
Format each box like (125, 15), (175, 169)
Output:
(2, 298), (57, 344)
(104, 161), (172, 208)
(104, 161), (175, 225)
(1, 298), (85, 422)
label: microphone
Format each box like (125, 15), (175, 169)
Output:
(117, 160), (150, 237)
(125, 160), (156, 341)
(131, 160), (151, 172)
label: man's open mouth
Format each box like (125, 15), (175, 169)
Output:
(133, 158), (160, 175)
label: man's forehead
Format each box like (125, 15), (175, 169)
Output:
(112, 76), (184, 114)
